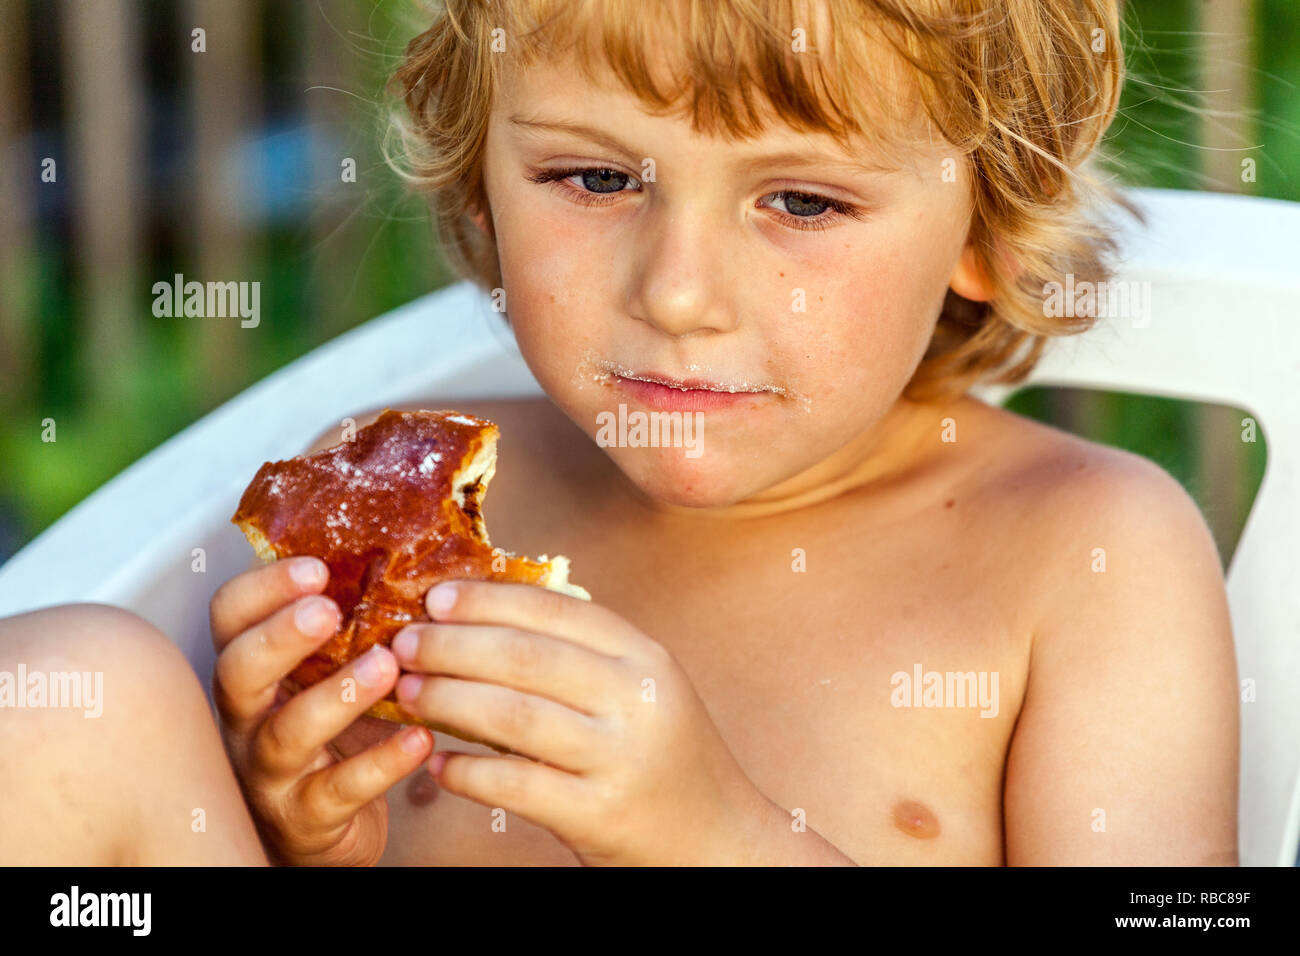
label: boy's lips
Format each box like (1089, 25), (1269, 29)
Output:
(614, 369), (777, 394)
(611, 373), (774, 411)
(574, 352), (813, 412)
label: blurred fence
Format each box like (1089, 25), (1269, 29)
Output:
(0, 0), (454, 561)
(0, 0), (1296, 566)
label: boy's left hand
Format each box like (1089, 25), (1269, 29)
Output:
(389, 580), (772, 865)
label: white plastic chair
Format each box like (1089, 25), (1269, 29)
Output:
(1, 187), (1297, 866)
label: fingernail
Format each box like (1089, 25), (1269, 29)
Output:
(294, 596), (335, 635)
(355, 646), (391, 687)
(427, 583), (457, 617)
(391, 627), (417, 661)
(397, 673), (424, 701)
(290, 557), (326, 589)
(400, 726), (429, 755)
(428, 752), (447, 776)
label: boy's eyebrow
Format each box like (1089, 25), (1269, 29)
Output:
(510, 115), (640, 160)
(510, 114), (900, 177)
(729, 151), (900, 177)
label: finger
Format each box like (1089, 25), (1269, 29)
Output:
(296, 724), (434, 829)
(212, 594), (340, 731)
(396, 674), (599, 771)
(253, 646), (400, 778)
(431, 752), (588, 837)
(391, 623), (625, 715)
(426, 580), (631, 655)
(210, 556), (329, 650)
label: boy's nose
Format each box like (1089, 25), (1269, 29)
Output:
(625, 213), (739, 337)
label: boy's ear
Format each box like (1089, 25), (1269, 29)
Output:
(468, 200), (494, 238)
(948, 244), (995, 302)
(948, 239), (1024, 303)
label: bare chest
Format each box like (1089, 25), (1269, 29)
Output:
(381, 486), (1031, 865)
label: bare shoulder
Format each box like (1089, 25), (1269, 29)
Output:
(1001, 401), (1219, 574)
(956, 394), (1232, 664)
(959, 396), (1223, 577)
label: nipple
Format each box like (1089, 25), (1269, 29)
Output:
(891, 799), (941, 839)
(405, 769), (441, 807)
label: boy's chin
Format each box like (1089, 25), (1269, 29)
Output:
(610, 452), (760, 510)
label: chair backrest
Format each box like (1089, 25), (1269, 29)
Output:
(1, 187), (1296, 865)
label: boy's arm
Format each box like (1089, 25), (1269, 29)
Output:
(1003, 453), (1240, 865)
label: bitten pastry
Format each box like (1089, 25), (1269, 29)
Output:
(231, 408), (589, 739)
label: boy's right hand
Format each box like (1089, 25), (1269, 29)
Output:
(208, 556), (434, 865)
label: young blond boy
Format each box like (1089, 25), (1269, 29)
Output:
(0, 0), (1237, 865)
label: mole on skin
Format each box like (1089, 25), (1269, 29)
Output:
(892, 799), (941, 839)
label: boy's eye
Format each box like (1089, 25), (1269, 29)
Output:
(758, 190), (864, 232)
(764, 191), (832, 217)
(527, 165), (641, 197)
(577, 168), (636, 194)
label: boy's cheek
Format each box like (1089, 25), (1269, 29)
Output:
(493, 191), (610, 287)
(497, 232), (591, 308)
(498, 254), (610, 354)
(787, 301), (930, 398)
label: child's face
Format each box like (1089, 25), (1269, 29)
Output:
(476, 56), (986, 510)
